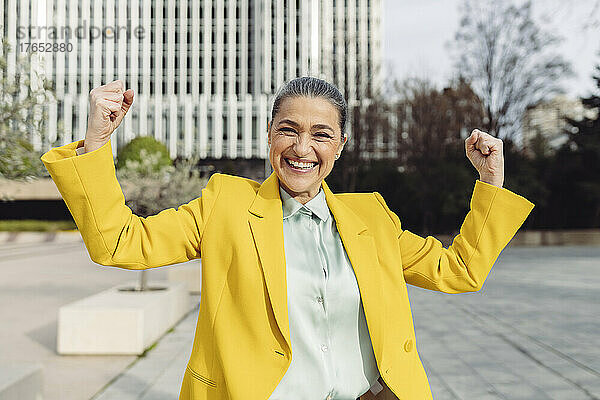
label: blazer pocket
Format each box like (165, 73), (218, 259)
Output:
(186, 365), (217, 388)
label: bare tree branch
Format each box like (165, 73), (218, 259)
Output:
(448, 0), (573, 142)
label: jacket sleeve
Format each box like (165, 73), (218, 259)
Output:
(40, 138), (222, 270)
(374, 180), (535, 293)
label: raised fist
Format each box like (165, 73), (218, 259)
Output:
(84, 79), (134, 153)
(465, 129), (504, 188)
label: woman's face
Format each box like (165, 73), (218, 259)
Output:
(268, 96), (347, 203)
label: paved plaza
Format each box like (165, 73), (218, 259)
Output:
(1, 239), (599, 399)
(411, 246), (600, 400)
(0, 238), (198, 400)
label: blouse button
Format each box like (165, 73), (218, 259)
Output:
(316, 296), (324, 304)
(404, 339), (413, 352)
(321, 344), (328, 352)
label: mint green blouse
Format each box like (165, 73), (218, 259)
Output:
(268, 184), (380, 400)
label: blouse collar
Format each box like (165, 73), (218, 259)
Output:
(279, 184), (330, 222)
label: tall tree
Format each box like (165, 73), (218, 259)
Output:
(0, 37), (55, 180)
(329, 78), (487, 234)
(450, 0), (572, 142)
(550, 63), (600, 228)
(392, 77), (485, 168)
(332, 95), (392, 192)
(390, 78), (486, 234)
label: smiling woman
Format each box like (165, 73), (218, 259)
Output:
(268, 92), (347, 205)
(267, 78), (349, 204)
(40, 76), (535, 400)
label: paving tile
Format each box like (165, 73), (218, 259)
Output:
(84, 246), (600, 400)
(409, 246), (600, 400)
(488, 382), (553, 400)
(545, 388), (593, 400)
(93, 306), (198, 400)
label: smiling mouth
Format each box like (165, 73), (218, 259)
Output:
(284, 157), (318, 171)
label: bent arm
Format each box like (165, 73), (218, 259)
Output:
(41, 139), (222, 270)
(374, 180), (534, 293)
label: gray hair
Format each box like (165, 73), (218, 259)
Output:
(271, 76), (348, 137)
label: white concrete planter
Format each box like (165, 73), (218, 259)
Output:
(0, 363), (43, 400)
(57, 281), (191, 355)
(167, 259), (202, 293)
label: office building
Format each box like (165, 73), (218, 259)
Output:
(2, 0), (382, 164)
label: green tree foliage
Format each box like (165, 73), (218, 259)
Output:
(460, 61), (600, 230)
(115, 135), (173, 172)
(499, 138), (551, 229)
(391, 78), (485, 234)
(546, 64), (600, 228)
(114, 136), (207, 292)
(0, 38), (56, 180)
(115, 136), (207, 218)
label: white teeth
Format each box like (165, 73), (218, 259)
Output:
(286, 158), (317, 169)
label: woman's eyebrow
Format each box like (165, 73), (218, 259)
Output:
(277, 119), (334, 133)
(278, 119), (300, 127)
(312, 124), (334, 133)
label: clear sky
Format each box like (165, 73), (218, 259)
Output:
(382, 0), (600, 99)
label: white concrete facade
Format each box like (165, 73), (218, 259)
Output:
(3, 0), (382, 159)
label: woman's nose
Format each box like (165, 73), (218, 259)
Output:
(292, 134), (312, 155)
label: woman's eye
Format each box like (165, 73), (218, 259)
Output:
(279, 127), (297, 134)
(315, 133), (333, 139)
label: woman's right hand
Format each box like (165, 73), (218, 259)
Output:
(84, 79), (134, 153)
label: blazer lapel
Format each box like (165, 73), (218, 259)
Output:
(247, 173), (385, 365)
(321, 179), (386, 365)
(248, 172), (292, 351)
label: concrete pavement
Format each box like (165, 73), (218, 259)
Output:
(91, 246), (600, 400)
(0, 239), (199, 400)
(2, 239), (599, 399)
(92, 303), (199, 400)
(413, 246), (600, 400)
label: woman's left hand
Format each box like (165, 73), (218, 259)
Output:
(465, 129), (504, 188)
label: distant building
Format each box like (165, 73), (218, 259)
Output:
(2, 0), (382, 174)
(522, 95), (598, 156)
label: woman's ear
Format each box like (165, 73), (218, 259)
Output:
(339, 133), (348, 150)
(335, 134), (347, 160)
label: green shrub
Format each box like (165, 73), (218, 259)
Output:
(0, 220), (76, 231)
(0, 133), (48, 180)
(117, 155), (208, 218)
(116, 136), (172, 172)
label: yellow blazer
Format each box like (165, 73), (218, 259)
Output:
(41, 139), (535, 400)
